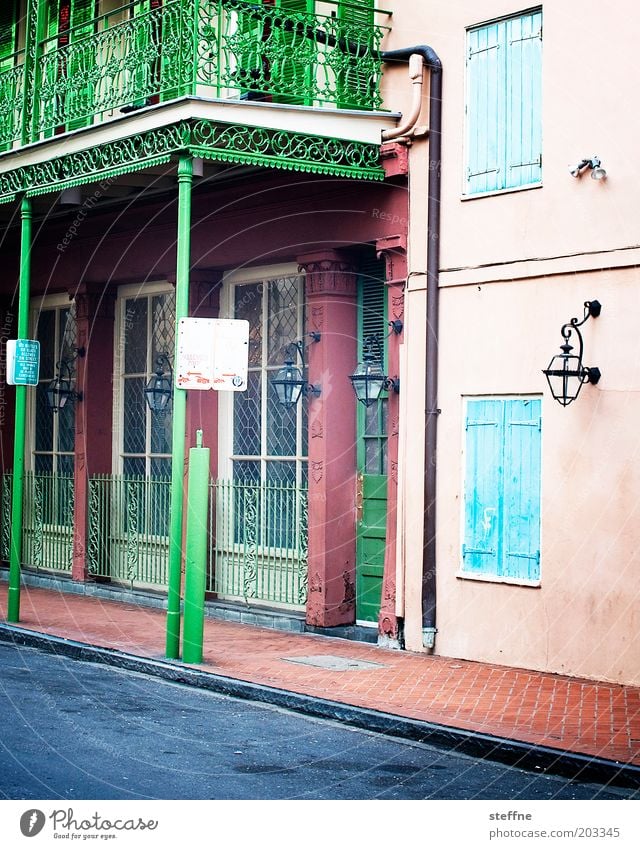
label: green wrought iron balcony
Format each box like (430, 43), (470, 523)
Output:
(0, 0), (391, 152)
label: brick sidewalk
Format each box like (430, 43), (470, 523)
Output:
(1, 582), (639, 767)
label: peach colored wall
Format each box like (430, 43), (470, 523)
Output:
(385, 2), (640, 683)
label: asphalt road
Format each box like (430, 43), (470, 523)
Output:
(0, 641), (636, 801)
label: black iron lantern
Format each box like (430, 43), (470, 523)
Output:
(46, 347), (85, 412)
(542, 300), (602, 407)
(271, 333), (321, 408)
(46, 359), (82, 412)
(145, 353), (173, 414)
(349, 335), (399, 407)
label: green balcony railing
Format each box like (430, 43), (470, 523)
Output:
(210, 477), (308, 608)
(0, 0), (389, 150)
(1, 472), (74, 574)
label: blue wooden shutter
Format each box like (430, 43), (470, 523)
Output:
(466, 21), (505, 194)
(462, 399), (503, 575)
(505, 10), (542, 188)
(502, 399), (541, 580)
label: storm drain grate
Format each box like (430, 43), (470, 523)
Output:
(282, 654), (386, 671)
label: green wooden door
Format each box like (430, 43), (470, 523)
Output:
(355, 260), (388, 623)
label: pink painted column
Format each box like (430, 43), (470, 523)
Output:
(72, 283), (116, 580)
(376, 236), (407, 645)
(298, 251), (358, 628)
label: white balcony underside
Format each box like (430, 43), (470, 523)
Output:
(0, 97), (400, 176)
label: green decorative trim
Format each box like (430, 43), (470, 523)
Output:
(0, 119), (383, 202)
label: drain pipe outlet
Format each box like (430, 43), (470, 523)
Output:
(382, 53), (425, 141)
(381, 45), (442, 651)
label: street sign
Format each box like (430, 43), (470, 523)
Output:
(6, 339), (40, 386)
(176, 318), (249, 391)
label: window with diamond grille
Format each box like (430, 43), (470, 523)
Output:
(30, 299), (77, 477)
(231, 274), (307, 488)
(116, 286), (175, 482)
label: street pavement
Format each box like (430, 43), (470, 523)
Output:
(1, 641), (636, 800)
(0, 580), (639, 791)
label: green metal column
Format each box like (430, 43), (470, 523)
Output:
(7, 196), (33, 622)
(182, 429), (210, 665)
(21, 0), (44, 146)
(165, 154), (193, 659)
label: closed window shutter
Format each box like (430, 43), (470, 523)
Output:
(463, 399), (502, 575)
(506, 11), (542, 188)
(0, 2), (17, 68)
(466, 10), (542, 194)
(337, 0), (374, 109)
(466, 22), (504, 194)
(273, 0), (314, 106)
(502, 399), (541, 580)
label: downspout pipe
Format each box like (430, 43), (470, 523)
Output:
(380, 46), (442, 650)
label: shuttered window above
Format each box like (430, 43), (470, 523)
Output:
(465, 9), (542, 195)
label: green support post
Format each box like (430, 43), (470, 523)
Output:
(7, 197), (33, 622)
(165, 155), (193, 659)
(182, 429), (210, 665)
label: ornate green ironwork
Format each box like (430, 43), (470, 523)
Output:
(210, 477), (308, 608)
(126, 480), (140, 582)
(87, 478), (101, 576)
(0, 0), (388, 158)
(298, 489), (309, 604)
(0, 118), (382, 204)
(1, 474), (12, 561)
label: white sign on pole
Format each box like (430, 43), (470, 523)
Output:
(176, 318), (249, 391)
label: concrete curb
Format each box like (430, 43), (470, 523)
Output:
(1, 623), (638, 791)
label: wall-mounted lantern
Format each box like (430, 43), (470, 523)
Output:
(46, 347), (85, 412)
(349, 325), (401, 407)
(145, 353), (173, 414)
(272, 332), (321, 408)
(542, 300), (602, 407)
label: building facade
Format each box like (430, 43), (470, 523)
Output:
(2, 1), (638, 687)
(0, 0), (410, 646)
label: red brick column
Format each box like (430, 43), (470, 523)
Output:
(72, 283), (116, 581)
(298, 251), (358, 627)
(375, 236), (407, 645)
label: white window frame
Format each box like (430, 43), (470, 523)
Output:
(112, 280), (175, 478)
(27, 292), (77, 474)
(218, 262), (307, 485)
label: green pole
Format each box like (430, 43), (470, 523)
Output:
(182, 429), (210, 665)
(7, 197), (33, 623)
(165, 155), (193, 659)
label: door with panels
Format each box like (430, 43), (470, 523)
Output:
(215, 266), (308, 609)
(355, 259), (388, 623)
(90, 284), (176, 587)
(2, 297), (79, 574)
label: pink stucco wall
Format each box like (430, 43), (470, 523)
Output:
(385, 0), (640, 683)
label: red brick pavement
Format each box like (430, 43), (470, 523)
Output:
(1, 582), (639, 766)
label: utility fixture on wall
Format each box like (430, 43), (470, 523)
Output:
(46, 347), (86, 412)
(349, 323), (402, 407)
(144, 353), (173, 414)
(272, 333), (321, 408)
(542, 300), (602, 407)
(569, 156), (607, 180)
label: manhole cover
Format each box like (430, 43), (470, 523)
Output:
(282, 654), (385, 671)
